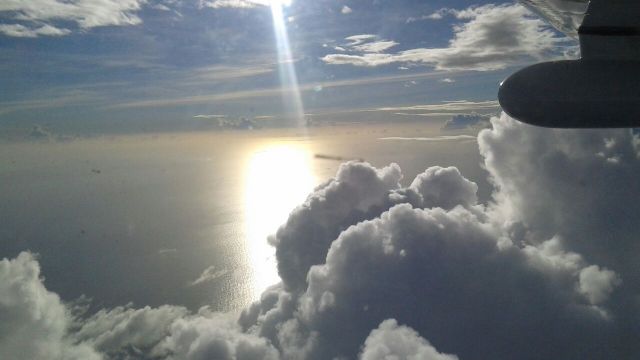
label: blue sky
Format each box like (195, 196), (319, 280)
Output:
(0, 0), (575, 135)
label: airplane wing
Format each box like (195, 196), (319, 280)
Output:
(519, 0), (589, 37)
(498, 0), (640, 128)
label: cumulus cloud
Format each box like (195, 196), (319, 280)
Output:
(74, 304), (188, 357)
(155, 311), (280, 360)
(0, 252), (101, 360)
(341, 5), (352, 15)
(360, 319), (458, 360)
(479, 114), (640, 326)
(2, 114), (639, 360)
(271, 162), (403, 291)
(0, 0), (147, 37)
(323, 4), (569, 71)
(579, 265), (622, 306)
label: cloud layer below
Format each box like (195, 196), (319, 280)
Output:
(2, 113), (639, 359)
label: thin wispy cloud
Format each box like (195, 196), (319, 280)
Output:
(0, 0), (147, 37)
(406, 7), (454, 22)
(0, 24), (70, 38)
(323, 4), (570, 71)
(379, 135), (477, 142)
(109, 71), (457, 109)
(202, 0), (281, 8)
(345, 34), (377, 46)
(188, 266), (229, 287)
(373, 100), (500, 113)
(353, 40), (399, 53)
(193, 114), (226, 119)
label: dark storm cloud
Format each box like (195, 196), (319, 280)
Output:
(2, 113), (638, 359)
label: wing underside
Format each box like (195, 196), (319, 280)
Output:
(519, 0), (589, 37)
(499, 0), (640, 128)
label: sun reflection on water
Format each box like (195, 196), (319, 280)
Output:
(244, 143), (315, 300)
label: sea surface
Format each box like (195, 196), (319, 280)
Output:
(0, 123), (490, 312)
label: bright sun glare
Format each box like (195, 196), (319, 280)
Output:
(253, 0), (291, 8)
(242, 0), (308, 302)
(244, 144), (315, 300)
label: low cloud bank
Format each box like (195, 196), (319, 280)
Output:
(2, 113), (639, 359)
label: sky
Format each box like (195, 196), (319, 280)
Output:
(3, 1), (640, 360)
(0, 0), (576, 136)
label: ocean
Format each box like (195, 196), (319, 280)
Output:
(0, 122), (489, 312)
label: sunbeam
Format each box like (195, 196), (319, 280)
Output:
(270, 1), (306, 131)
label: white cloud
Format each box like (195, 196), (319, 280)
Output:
(151, 3), (172, 11)
(478, 114), (640, 272)
(407, 166), (478, 210)
(323, 4), (569, 71)
(0, 252), (101, 360)
(360, 319), (458, 360)
(406, 8), (453, 23)
(0, 23), (70, 37)
(341, 5), (352, 14)
(579, 265), (622, 305)
(189, 266), (229, 286)
(74, 305), (188, 355)
(345, 34), (377, 46)
(203, 0), (261, 9)
(0, 0), (147, 37)
(271, 162), (403, 290)
(336, 35), (399, 55)
(2, 114), (639, 359)
(439, 78), (455, 83)
(353, 40), (399, 53)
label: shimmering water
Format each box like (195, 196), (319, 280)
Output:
(0, 123), (489, 312)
